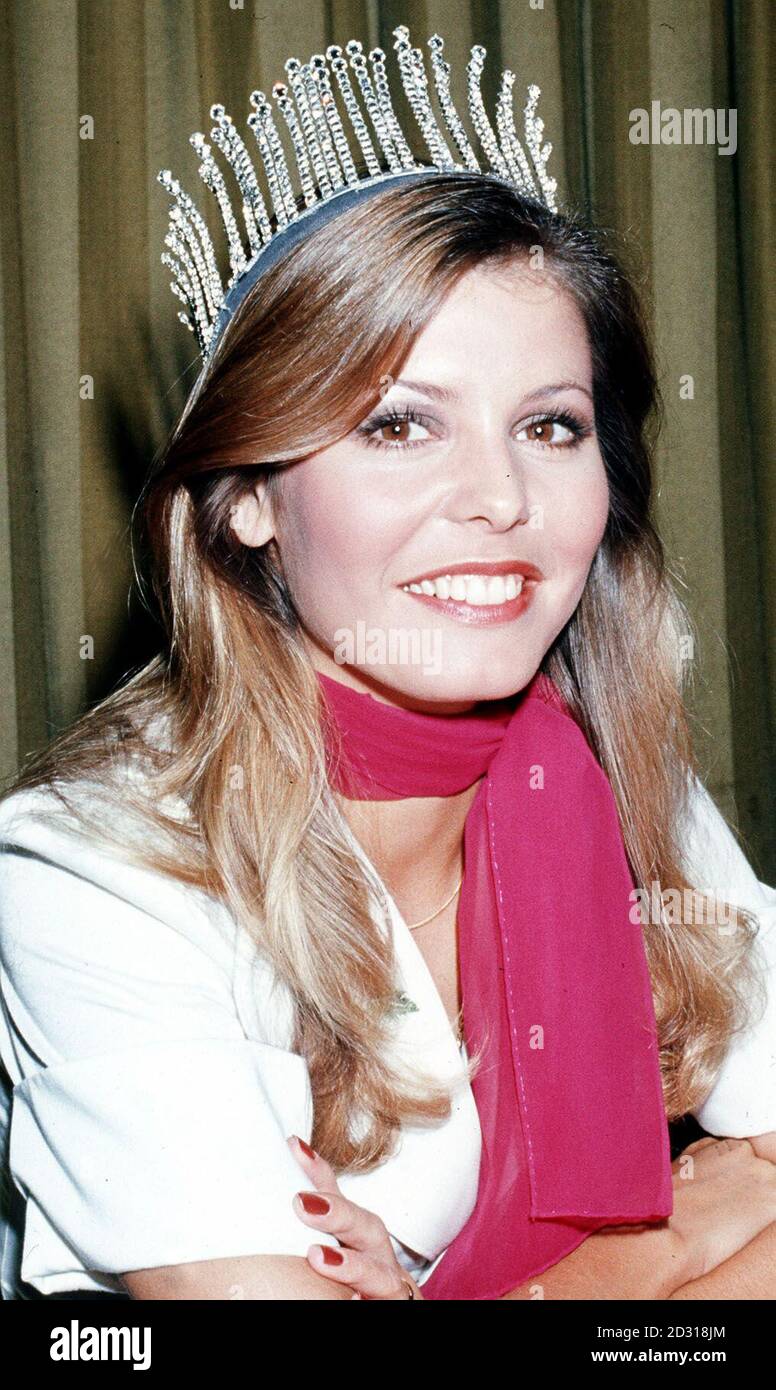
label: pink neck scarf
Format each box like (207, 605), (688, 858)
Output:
(316, 668), (673, 1300)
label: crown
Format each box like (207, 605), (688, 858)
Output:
(157, 24), (559, 366)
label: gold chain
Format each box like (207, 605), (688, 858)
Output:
(379, 872), (466, 1048)
(405, 872), (464, 930)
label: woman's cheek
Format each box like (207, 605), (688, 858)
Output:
(300, 490), (400, 584)
(553, 466), (609, 560)
(546, 483), (608, 608)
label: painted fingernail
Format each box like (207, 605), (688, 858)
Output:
(299, 1191), (330, 1215)
(295, 1136), (318, 1160)
(321, 1246), (344, 1265)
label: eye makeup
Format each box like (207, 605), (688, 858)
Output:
(356, 402), (593, 452)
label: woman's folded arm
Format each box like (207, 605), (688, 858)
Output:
(0, 838), (342, 1295)
(500, 1221), (689, 1300)
(667, 1221), (776, 1299)
(503, 1133), (776, 1300)
(120, 1255), (355, 1300)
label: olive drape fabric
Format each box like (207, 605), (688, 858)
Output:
(1, 0), (773, 877)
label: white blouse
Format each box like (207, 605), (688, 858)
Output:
(0, 772), (774, 1299)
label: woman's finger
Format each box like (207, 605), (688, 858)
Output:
(305, 1244), (421, 1300)
(292, 1186), (392, 1255)
(287, 1133), (341, 1196)
(286, 1133), (422, 1298)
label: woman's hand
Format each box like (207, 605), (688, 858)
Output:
(286, 1134), (424, 1300)
(668, 1133), (776, 1284)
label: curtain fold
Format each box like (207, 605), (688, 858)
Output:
(1, 0), (772, 876)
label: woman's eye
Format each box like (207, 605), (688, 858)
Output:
(376, 418), (429, 446)
(516, 417), (580, 448)
(358, 409), (432, 450)
(357, 408), (589, 452)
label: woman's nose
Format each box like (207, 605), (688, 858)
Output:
(448, 434), (534, 530)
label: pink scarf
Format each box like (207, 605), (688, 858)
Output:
(316, 668), (673, 1300)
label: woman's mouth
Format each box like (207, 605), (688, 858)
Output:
(399, 571), (539, 626)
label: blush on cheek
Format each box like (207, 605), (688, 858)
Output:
(548, 487), (609, 614)
(563, 476), (610, 559)
(283, 476), (400, 579)
(555, 519), (607, 573)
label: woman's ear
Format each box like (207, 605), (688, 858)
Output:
(230, 479), (276, 548)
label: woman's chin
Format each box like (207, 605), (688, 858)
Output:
(341, 664), (542, 712)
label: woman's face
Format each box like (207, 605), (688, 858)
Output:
(232, 259), (610, 713)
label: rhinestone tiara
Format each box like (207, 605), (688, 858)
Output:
(157, 24), (559, 366)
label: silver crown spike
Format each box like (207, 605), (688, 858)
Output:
(282, 60), (333, 198)
(247, 94), (295, 227)
(392, 28), (455, 171)
(496, 71), (538, 197)
(157, 24), (560, 364)
(190, 132), (249, 284)
(466, 46), (510, 180)
(428, 35), (480, 172)
(368, 47), (416, 171)
(326, 45), (382, 176)
(170, 288), (197, 338)
(160, 248), (207, 352)
(209, 105), (272, 254)
(309, 58), (360, 185)
(163, 232), (209, 321)
(272, 81), (319, 207)
(524, 84), (558, 211)
(167, 205), (219, 320)
(347, 41), (402, 172)
(157, 170), (224, 353)
(307, 57), (350, 190)
(161, 251), (195, 316)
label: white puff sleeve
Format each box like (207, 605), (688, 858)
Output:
(0, 792), (340, 1297)
(682, 777), (776, 1137)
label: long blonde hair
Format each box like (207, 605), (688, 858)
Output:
(4, 174), (766, 1169)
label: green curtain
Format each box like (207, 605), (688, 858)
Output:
(1, 0), (773, 878)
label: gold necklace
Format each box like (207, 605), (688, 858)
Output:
(406, 872), (466, 1048)
(382, 872), (466, 1048)
(405, 871), (464, 931)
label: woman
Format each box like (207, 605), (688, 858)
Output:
(1, 33), (775, 1301)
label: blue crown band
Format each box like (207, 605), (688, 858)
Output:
(204, 168), (445, 365)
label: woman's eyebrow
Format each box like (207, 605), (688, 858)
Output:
(391, 378), (593, 405)
(521, 380), (593, 405)
(389, 378), (459, 402)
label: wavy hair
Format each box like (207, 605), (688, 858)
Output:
(4, 173), (766, 1168)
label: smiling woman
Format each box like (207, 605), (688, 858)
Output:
(229, 260), (609, 697)
(1, 27), (775, 1304)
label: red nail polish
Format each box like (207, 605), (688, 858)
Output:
(321, 1246), (344, 1265)
(300, 1191), (330, 1215)
(296, 1136), (317, 1161)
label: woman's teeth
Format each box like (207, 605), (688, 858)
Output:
(401, 573), (525, 606)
